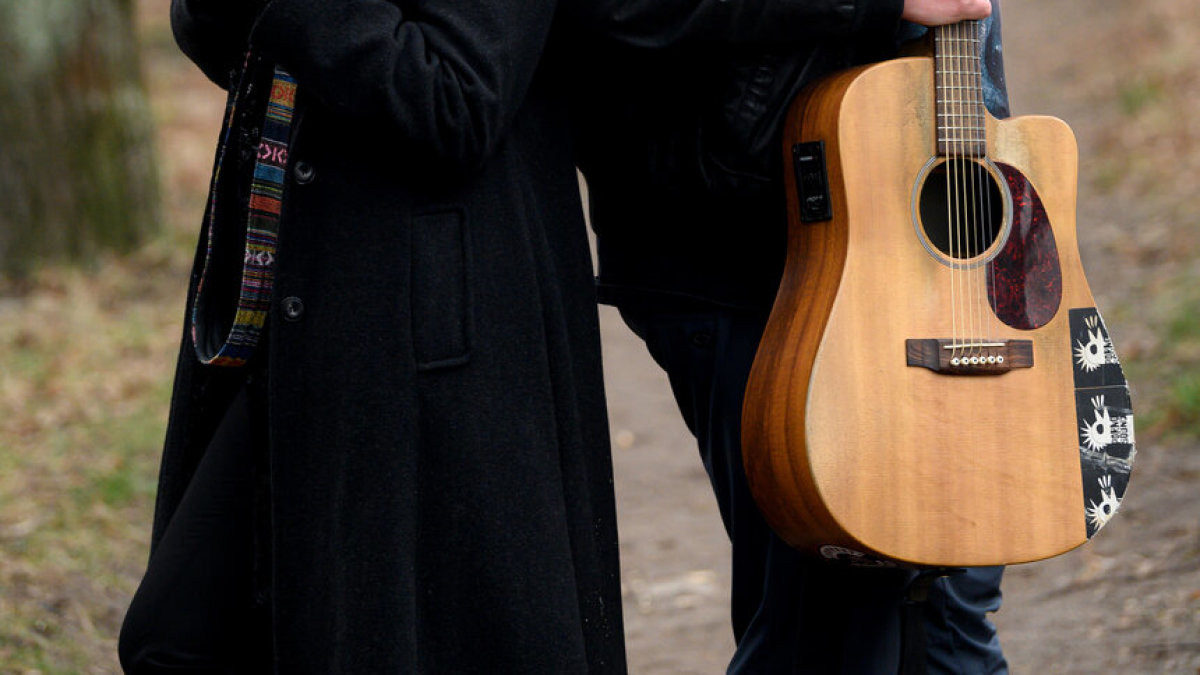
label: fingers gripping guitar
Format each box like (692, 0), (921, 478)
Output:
(902, 0), (992, 26)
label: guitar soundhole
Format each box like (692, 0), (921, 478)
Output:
(917, 159), (1005, 261)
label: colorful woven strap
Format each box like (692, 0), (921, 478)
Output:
(192, 60), (297, 367)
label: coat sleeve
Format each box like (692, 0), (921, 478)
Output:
(170, 0), (265, 88)
(574, 0), (904, 48)
(249, 0), (556, 173)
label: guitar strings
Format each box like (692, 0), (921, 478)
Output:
(942, 23), (961, 357)
(962, 20), (986, 360)
(959, 20), (976, 360)
(971, 21), (981, 352)
(937, 25), (952, 352)
(961, 22), (969, 357)
(970, 20), (993, 351)
(945, 22), (964, 355)
(959, 22), (974, 358)
(942, 22), (986, 359)
(953, 22), (968, 358)
(974, 20), (996, 349)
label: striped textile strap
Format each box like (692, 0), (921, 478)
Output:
(192, 61), (298, 367)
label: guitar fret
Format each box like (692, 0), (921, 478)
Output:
(936, 30), (981, 42)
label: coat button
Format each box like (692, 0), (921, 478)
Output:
(281, 296), (305, 321)
(292, 161), (315, 184)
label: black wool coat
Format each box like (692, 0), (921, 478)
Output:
(159, 1), (624, 672)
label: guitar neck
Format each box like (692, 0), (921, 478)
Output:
(934, 20), (986, 157)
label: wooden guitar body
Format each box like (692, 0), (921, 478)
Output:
(742, 54), (1136, 567)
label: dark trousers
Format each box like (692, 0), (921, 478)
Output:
(619, 307), (1008, 675)
(119, 385), (272, 674)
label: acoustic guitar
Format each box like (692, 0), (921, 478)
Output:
(741, 21), (1135, 567)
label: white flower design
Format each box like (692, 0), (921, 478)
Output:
(1085, 474), (1120, 529)
(1081, 395), (1113, 451)
(1074, 326), (1108, 372)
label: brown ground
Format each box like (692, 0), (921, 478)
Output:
(1, 0), (1197, 672)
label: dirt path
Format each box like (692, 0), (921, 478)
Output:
(603, 2), (1200, 672)
(602, 306), (736, 673)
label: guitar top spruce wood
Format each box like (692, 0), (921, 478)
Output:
(741, 22), (1135, 568)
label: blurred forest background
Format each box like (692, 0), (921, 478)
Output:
(0, 0), (1197, 672)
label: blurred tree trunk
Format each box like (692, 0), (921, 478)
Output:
(0, 0), (160, 276)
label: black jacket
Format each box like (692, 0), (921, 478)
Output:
(575, 1), (1009, 311)
(161, 1), (624, 672)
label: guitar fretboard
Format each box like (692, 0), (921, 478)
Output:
(934, 21), (986, 157)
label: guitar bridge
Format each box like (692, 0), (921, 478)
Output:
(906, 339), (1033, 375)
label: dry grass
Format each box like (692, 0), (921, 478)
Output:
(0, 254), (182, 673)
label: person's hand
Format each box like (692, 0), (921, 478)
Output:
(901, 0), (992, 26)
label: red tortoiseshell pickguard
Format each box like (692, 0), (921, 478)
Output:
(987, 163), (1063, 329)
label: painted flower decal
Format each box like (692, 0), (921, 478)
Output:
(1085, 475), (1120, 529)
(1074, 316), (1109, 372)
(1081, 395), (1113, 451)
